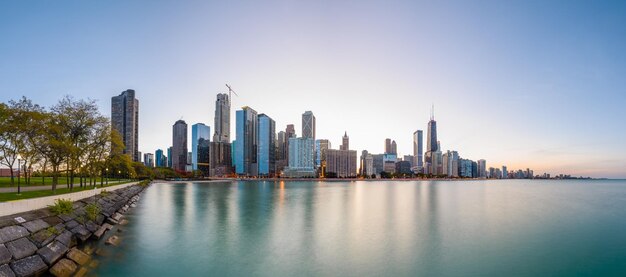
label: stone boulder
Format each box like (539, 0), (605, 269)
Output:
(66, 248), (90, 266)
(5, 238), (36, 260)
(20, 219), (49, 234)
(49, 259), (77, 277)
(0, 244), (11, 265)
(36, 241), (68, 265)
(0, 227), (29, 244)
(0, 264), (15, 277)
(54, 231), (75, 249)
(9, 255), (47, 277)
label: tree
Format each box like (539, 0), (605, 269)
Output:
(10, 97), (45, 185)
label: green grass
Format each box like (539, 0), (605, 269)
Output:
(0, 180), (135, 202)
(0, 176), (130, 188)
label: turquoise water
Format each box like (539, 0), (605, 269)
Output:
(93, 180), (626, 276)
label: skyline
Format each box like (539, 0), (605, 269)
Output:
(1, 1), (625, 178)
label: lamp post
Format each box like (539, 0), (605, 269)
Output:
(118, 170), (121, 183)
(17, 158), (21, 195)
(105, 168), (109, 185)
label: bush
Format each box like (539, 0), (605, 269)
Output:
(49, 199), (74, 215)
(138, 180), (151, 187)
(85, 203), (101, 221)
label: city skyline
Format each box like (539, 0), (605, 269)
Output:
(1, 1), (625, 178)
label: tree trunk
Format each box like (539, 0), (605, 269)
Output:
(9, 166), (14, 186)
(51, 165), (58, 193)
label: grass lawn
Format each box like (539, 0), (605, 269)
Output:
(0, 180), (135, 202)
(0, 176), (128, 188)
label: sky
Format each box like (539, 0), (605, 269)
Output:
(1, 0), (625, 178)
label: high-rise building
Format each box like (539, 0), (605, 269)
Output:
(277, 131), (286, 161)
(403, 155), (414, 168)
(143, 153), (154, 168)
(359, 150), (369, 176)
(340, 132), (349, 151)
(425, 107), (438, 174)
(326, 149), (357, 178)
(478, 159), (487, 178)
(167, 147), (172, 168)
(502, 166), (508, 179)
(111, 89), (139, 162)
(364, 154), (374, 177)
(302, 111), (315, 140)
(372, 154), (384, 175)
(234, 106), (258, 176)
(212, 93), (230, 143)
(413, 130), (423, 171)
(172, 120), (188, 172)
(257, 114), (276, 177)
(282, 137), (316, 178)
(385, 138), (392, 154)
(191, 123), (211, 174)
(285, 124), (296, 167)
(391, 140), (397, 155)
(315, 139), (331, 173)
(155, 149), (164, 167)
(210, 94), (233, 177)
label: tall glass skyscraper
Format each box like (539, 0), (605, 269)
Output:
(111, 89), (139, 162)
(257, 114), (276, 177)
(235, 106), (258, 176)
(425, 108), (438, 174)
(413, 130), (423, 171)
(155, 149), (164, 167)
(191, 123), (210, 175)
(302, 111), (315, 139)
(213, 93), (230, 143)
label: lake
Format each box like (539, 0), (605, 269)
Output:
(92, 179), (626, 276)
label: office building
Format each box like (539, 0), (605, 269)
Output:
(213, 93), (230, 143)
(302, 111), (315, 139)
(425, 107), (438, 175)
(257, 114), (276, 177)
(210, 94), (233, 177)
(167, 147), (172, 168)
(316, 139), (331, 176)
(111, 89), (139, 161)
(155, 149), (164, 167)
(282, 137), (316, 178)
(172, 120), (188, 171)
(144, 153), (154, 168)
(478, 159), (487, 178)
(192, 123), (211, 174)
(340, 132), (349, 150)
(413, 130), (423, 172)
(234, 106), (258, 176)
(385, 138), (392, 154)
(325, 133), (356, 178)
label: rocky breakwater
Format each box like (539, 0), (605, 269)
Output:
(0, 182), (149, 277)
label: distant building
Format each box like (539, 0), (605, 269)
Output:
(155, 149), (164, 167)
(111, 89), (139, 162)
(403, 155), (415, 168)
(395, 161), (412, 175)
(477, 159), (487, 178)
(210, 93), (233, 177)
(285, 124), (296, 167)
(385, 138), (392, 154)
(413, 130), (423, 172)
(282, 137), (316, 178)
(364, 154), (374, 177)
(172, 120), (188, 172)
(359, 150), (369, 176)
(191, 123), (211, 175)
(257, 114), (276, 177)
(325, 133), (356, 178)
(372, 154), (384, 175)
(302, 111), (316, 140)
(459, 158), (473, 178)
(391, 140), (397, 155)
(425, 107), (438, 175)
(235, 106), (258, 176)
(167, 147), (172, 168)
(316, 139), (331, 175)
(144, 153), (154, 168)
(502, 166), (508, 179)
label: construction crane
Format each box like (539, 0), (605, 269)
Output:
(225, 84), (238, 100)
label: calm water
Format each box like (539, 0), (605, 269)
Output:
(93, 180), (626, 276)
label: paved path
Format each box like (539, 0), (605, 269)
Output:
(0, 181), (129, 193)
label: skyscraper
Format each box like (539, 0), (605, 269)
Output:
(143, 153), (154, 168)
(425, 107), (438, 175)
(192, 123), (211, 176)
(167, 147), (172, 168)
(282, 137), (316, 178)
(111, 89), (139, 162)
(413, 130), (423, 171)
(257, 114), (276, 177)
(155, 149), (164, 167)
(285, 124), (296, 166)
(478, 159), (487, 178)
(172, 120), (188, 172)
(385, 138), (392, 154)
(302, 111), (316, 140)
(315, 139), (331, 171)
(340, 132), (349, 151)
(391, 140), (397, 155)
(212, 93), (230, 143)
(210, 93), (233, 177)
(235, 106), (258, 176)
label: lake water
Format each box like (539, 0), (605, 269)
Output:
(93, 180), (626, 276)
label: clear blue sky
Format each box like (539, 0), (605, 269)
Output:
(1, 0), (625, 178)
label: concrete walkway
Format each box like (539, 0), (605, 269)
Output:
(0, 181), (141, 216)
(0, 180), (130, 193)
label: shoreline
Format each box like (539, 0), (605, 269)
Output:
(160, 177), (603, 183)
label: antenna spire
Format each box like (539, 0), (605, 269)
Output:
(430, 104), (435, 120)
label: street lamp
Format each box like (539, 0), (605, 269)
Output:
(118, 170), (121, 183)
(105, 168), (109, 185)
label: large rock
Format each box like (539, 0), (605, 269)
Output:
(66, 248), (90, 266)
(36, 241), (68, 265)
(0, 227), (29, 244)
(9, 255), (47, 277)
(0, 264), (15, 277)
(29, 229), (56, 248)
(92, 226), (107, 240)
(5, 238), (36, 260)
(63, 220), (78, 230)
(0, 244), (11, 265)
(54, 231), (75, 248)
(111, 213), (123, 222)
(105, 235), (120, 246)
(84, 222), (99, 233)
(49, 259), (77, 277)
(20, 220), (49, 234)
(70, 225), (90, 242)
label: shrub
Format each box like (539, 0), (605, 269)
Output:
(85, 203), (101, 221)
(46, 226), (60, 236)
(49, 199), (74, 215)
